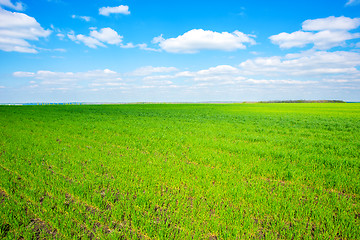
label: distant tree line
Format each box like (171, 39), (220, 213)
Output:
(259, 100), (345, 103)
(21, 102), (83, 105)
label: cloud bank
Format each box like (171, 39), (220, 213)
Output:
(12, 49), (360, 102)
(270, 16), (360, 50)
(239, 50), (360, 77)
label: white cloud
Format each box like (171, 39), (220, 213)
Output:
(99, 5), (130, 16)
(131, 66), (179, 76)
(345, 0), (360, 6)
(197, 65), (239, 76)
(136, 65), (245, 84)
(269, 31), (314, 49)
(159, 65), (244, 83)
(14, 69), (130, 93)
(120, 42), (135, 48)
(72, 15), (91, 22)
(90, 82), (126, 87)
(270, 30), (359, 49)
(154, 29), (256, 53)
(13, 69), (122, 87)
(13, 71), (34, 77)
(90, 27), (122, 45)
(302, 16), (360, 31)
(323, 78), (360, 83)
(136, 43), (161, 52)
(0, 8), (51, 53)
(67, 30), (76, 41)
(11, 59), (360, 101)
(67, 28), (156, 51)
(142, 75), (174, 86)
(68, 28), (123, 48)
(270, 16), (360, 50)
(75, 34), (106, 48)
(56, 33), (65, 40)
(239, 50), (360, 77)
(81, 16), (91, 22)
(190, 65), (242, 82)
(245, 79), (317, 85)
(0, 0), (24, 11)
(152, 35), (164, 44)
(108, 42), (159, 51)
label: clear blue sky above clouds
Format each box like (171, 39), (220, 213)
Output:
(0, 0), (360, 103)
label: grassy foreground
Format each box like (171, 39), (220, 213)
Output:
(0, 103), (359, 239)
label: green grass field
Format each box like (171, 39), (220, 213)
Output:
(0, 103), (359, 239)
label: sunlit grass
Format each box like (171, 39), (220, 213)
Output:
(0, 103), (359, 239)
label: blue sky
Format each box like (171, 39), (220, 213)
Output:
(0, 0), (360, 103)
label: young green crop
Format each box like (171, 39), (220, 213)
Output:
(0, 103), (359, 239)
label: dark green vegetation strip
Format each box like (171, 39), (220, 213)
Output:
(0, 103), (359, 239)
